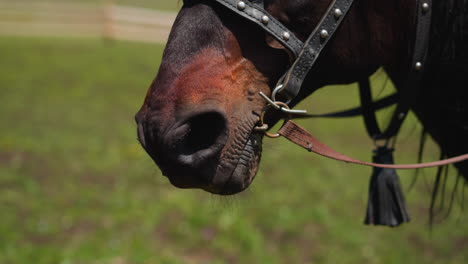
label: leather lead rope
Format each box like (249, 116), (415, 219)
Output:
(278, 120), (468, 169)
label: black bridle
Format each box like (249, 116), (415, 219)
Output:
(214, 0), (356, 104)
(213, 0), (433, 142)
(210, 0), (434, 227)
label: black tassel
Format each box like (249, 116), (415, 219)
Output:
(364, 146), (411, 227)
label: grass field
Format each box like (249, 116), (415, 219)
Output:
(0, 36), (466, 264)
(4, 0), (182, 11)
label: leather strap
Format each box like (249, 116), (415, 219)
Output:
(214, 0), (304, 57)
(278, 0), (355, 103)
(363, 0), (432, 140)
(278, 120), (468, 169)
(292, 93), (398, 119)
(359, 78), (388, 138)
(250, 0), (264, 9)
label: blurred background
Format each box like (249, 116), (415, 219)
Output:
(0, 0), (466, 263)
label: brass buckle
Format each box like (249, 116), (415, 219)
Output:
(254, 101), (291, 138)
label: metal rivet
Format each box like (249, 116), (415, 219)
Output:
(399, 112), (406, 119)
(320, 29), (329, 39)
(334, 8), (343, 18)
(261, 15), (269, 25)
(415, 62), (423, 71)
(422, 2), (430, 12)
(282, 32), (291, 41)
(237, 1), (246, 10)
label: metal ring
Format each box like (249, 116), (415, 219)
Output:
(271, 84), (284, 102)
(258, 101), (291, 138)
(253, 123), (269, 132)
(271, 78), (293, 105)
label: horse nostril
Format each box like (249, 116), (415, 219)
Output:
(174, 111), (228, 166)
(180, 112), (227, 154)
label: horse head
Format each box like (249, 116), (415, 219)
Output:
(135, 0), (419, 195)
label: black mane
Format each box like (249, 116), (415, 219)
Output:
(418, 0), (468, 224)
(423, 0), (468, 139)
(429, 0), (468, 71)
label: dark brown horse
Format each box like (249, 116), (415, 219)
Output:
(135, 0), (468, 198)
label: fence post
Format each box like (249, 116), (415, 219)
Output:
(102, 0), (116, 41)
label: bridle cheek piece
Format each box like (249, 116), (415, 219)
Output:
(214, 0), (355, 106)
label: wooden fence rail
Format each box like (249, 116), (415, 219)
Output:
(0, 1), (176, 44)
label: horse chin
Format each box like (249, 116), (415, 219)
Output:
(193, 130), (262, 196)
(215, 133), (263, 195)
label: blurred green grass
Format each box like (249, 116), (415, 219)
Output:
(9, 0), (182, 11)
(0, 36), (466, 264)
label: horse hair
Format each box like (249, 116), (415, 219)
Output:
(417, 0), (468, 224)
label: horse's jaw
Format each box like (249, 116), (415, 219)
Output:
(210, 121), (264, 195)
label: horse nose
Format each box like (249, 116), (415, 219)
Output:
(166, 111), (228, 168)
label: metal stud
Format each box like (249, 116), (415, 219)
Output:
(334, 8), (343, 18)
(282, 31), (291, 41)
(320, 29), (329, 39)
(421, 2), (430, 13)
(415, 62), (423, 71)
(237, 1), (246, 10)
(398, 112), (406, 119)
(261, 15), (269, 25)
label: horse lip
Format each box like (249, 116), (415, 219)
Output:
(166, 172), (206, 189)
(137, 122), (147, 148)
(162, 131), (260, 196)
(217, 131), (262, 195)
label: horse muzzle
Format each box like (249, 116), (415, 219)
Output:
(136, 108), (236, 191)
